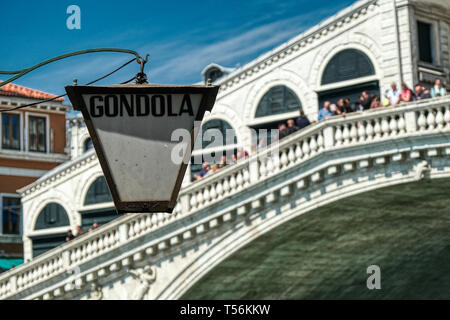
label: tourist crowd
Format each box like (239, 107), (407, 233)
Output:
(318, 78), (447, 121)
(65, 221), (100, 242)
(193, 149), (249, 181)
(193, 78), (447, 182)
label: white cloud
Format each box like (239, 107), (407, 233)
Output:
(147, 6), (342, 83)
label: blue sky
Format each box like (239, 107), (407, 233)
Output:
(1, 0), (355, 100)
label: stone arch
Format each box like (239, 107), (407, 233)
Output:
(200, 113), (240, 146)
(83, 176), (112, 206)
(33, 203), (70, 230)
(243, 69), (311, 123)
(190, 112), (241, 178)
(78, 170), (108, 209)
(206, 104), (247, 148)
(321, 49), (375, 85)
(254, 85), (302, 118)
(309, 32), (383, 90)
(27, 195), (76, 235)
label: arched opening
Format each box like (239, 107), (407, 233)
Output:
(81, 176), (117, 232)
(251, 85), (303, 146)
(255, 85), (301, 118)
(190, 119), (237, 180)
(205, 67), (223, 83)
(34, 203), (70, 230)
(32, 203), (70, 258)
(318, 49), (379, 111)
(321, 49), (375, 85)
(84, 176), (112, 206)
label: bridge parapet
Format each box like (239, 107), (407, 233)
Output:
(1, 96), (450, 300)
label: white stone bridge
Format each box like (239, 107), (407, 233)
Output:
(1, 96), (450, 300)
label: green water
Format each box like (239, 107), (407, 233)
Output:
(182, 178), (450, 299)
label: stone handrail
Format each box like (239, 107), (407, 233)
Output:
(1, 96), (450, 299)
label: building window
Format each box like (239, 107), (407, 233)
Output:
(417, 21), (433, 64)
(84, 176), (112, 205)
(35, 203), (69, 230)
(190, 119), (237, 180)
(205, 68), (223, 83)
(2, 113), (20, 150)
(255, 86), (302, 118)
(321, 49), (375, 85)
(28, 116), (46, 152)
(84, 138), (94, 152)
(318, 49), (379, 112)
(2, 197), (20, 234)
(194, 119), (237, 150)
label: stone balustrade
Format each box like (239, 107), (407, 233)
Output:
(1, 96), (450, 300)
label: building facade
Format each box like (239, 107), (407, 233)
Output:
(17, 0), (450, 262)
(0, 82), (69, 269)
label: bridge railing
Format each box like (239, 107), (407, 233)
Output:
(1, 96), (450, 299)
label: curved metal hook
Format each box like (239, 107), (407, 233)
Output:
(0, 48), (144, 88)
(136, 54), (150, 73)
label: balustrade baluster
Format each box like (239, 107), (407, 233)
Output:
(317, 133), (324, 151)
(342, 125), (350, 145)
(288, 146), (295, 164)
(190, 193), (197, 208)
(358, 121), (366, 141)
(203, 187), (210, 203)
(259, 160), (267, 177)
(151, 214), (159, 227)
(435, 107), (444, 129)
(427, 109), (436, 130)
(295, 142), (303, 161)
(374, 119), (382, 139)
(381, 117), (389, 137)
(145, 215), (152, 228)
(266, 157), (274, 175)
(302, 139), (311, 157)
(243, 168), (250, 186)
(223, 179), (230, 194)
(196, 192), (204, 207)
(417, 111), (427, 131)
(236, 172), (243, 189)
(366, 121), (374, 140)
(210, 184), (217, 199)
(389, 116), (398, 136)
(334, 126), (343, 145)
(139, 219), (145, 233)
(280, 150), (288, 168)
(310, 136), (318, 154)
(444, 106), (450, 128)
(350, 123), (357, 143)
(216, 182), (224, 198)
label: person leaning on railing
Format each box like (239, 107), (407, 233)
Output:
(318, 101), (335, 121)
(399, 83), (413, 103)
(414, 84), (431, 101)
(296, 110), (311, 130)
(430, 79), (447, 98)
